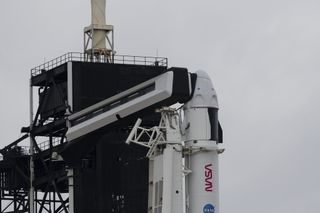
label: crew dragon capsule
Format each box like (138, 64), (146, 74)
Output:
(182, 70), (222, 213)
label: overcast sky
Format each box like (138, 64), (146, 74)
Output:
(0, 0), (319, 212)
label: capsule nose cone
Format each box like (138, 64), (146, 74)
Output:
(187, 70), (218, 109)
(195, 70), (211, 80)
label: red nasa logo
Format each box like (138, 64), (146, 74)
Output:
(204, 164), (213, 192)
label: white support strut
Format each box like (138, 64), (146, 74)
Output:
(126, 108), (184, 213)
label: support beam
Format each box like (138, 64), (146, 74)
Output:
(68, 169), (74, 213)
(29, 79), (35, 213)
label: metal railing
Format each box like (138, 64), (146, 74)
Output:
(31, 52), (168, 77)
(0, 138), (63, 160)
(37, 137), (62, 151)
(0, 146), (30, 161)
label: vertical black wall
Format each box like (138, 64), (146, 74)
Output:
(71, 62), (166, 112)
(73, 134), (149, 213)
(69, 62), (166, 213)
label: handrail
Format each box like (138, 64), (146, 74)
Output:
(0, 137), (63, 160)
(31, 52), (168, 77)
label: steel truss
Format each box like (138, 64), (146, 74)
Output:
(0, 70), (70, 213)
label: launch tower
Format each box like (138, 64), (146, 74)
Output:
(0, 1), (223, 213)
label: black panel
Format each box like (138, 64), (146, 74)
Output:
(208, 108), (219, 142)
(73, 134), (148, 213)
(0, 153), (29, 190)
(72, 62), (166, 112)
(39, 82), (67, 121)
(31, 63), (68, 86)
(218, 121), (223, 144)
(168, 67), (191, 103)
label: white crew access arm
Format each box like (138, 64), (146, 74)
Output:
(66, 70), (191, 141)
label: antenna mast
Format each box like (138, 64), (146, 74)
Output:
(84, 0), (114, 61)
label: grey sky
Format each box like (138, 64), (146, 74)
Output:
(0, 0), (319, 212)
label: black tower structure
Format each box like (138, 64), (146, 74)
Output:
(0, 53), (177, 212)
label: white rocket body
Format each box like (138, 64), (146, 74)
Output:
(183, 70), (220, 213)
